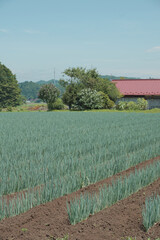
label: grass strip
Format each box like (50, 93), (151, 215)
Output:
(67, 161), (160, 225)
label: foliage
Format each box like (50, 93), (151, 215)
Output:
(62, 67), (121, 109)
(63, 67), (99, 88)
(0, 112), (160, 219)
(116, 101), (127, 110)
(96, 77), (121, 102)
(6, 106), (12, 112)
(52, 98), (65, 110)
(0, 62), (21, 107)
(125, 101), (138, 110)
(19, 81), (41, 100)
(38, 83), (60, 110)
(62, 82), (82, 109)
(142, 194), (160, 230)
(137, 98), (148, 110)
(67, 161), (160, 224)
(19, 79), (65, 101)
(116, 101), (137, 110)
(73, 88), (104, 110)
(99, 91), (115, 109)
(116, 98), (148, 111)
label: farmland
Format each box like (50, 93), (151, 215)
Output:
(0, 112), (160, 239)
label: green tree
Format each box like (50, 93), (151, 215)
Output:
(62, 83), (82, 110)
(19, 81), (41, 100)
(63, 67), (99, 89)
(63, 67), (121, 100)
(0, 62), (21, 107)
(61, 67), (121, 110)
(38, 83), (60, 110)
(96, 78), (121, 102)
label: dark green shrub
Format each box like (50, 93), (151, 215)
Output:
(99, 92), (114, 109)
(52, 98), (64, 110)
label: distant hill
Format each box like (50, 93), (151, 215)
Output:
(100, 75), (139, 80)
(19, 79), (65, 101)
(36, 79), (60, 85)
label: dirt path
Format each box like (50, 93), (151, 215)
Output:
(0, 156), (160, 240)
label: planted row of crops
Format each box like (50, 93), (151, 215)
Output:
(1, 159), (159, 224)
(142, 194), (160, 230)
(0, 112), (160, 219)
(66, 161), (160, 225)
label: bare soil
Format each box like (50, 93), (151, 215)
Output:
(0, 156), (160, 240)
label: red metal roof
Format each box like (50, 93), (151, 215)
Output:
(112, 79), (160, 96)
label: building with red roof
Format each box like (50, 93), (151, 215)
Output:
(112, 79), (160, 109)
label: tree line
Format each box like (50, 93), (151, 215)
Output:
(39, 67), (121, 110)
(0, 62), (121, 110)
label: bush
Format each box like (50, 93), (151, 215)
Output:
(52, 98), (64, 110)
(116, 98), (148, 111)
(137, 98), (148, 110)
(99, 92), (114, 109)
(116, 101), (127, 110)
(125, 101), (138, 110)
(7, 106), (12, 112)
(73, 88), (104, 110)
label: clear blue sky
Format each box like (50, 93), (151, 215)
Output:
(0, 0), (160, 82)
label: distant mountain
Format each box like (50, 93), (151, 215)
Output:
(19, 79), (65, 101)
(100, 75), (140, 81)
(36, 79), (59, 85)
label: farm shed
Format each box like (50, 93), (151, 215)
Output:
(112, 79), (160, 109)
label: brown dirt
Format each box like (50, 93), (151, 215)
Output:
(0, 156), (160, 240)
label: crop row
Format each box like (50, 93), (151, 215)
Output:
(67, 161), (160, 227)
(143, 194), (160, 230)
(0, 160), (159, 223)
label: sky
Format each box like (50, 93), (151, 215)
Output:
(0, 0), (160, 82)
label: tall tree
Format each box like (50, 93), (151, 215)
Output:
(0, 62), (21, 107)
(63, 67), (99, 88)
(61, 67), (121, 109)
